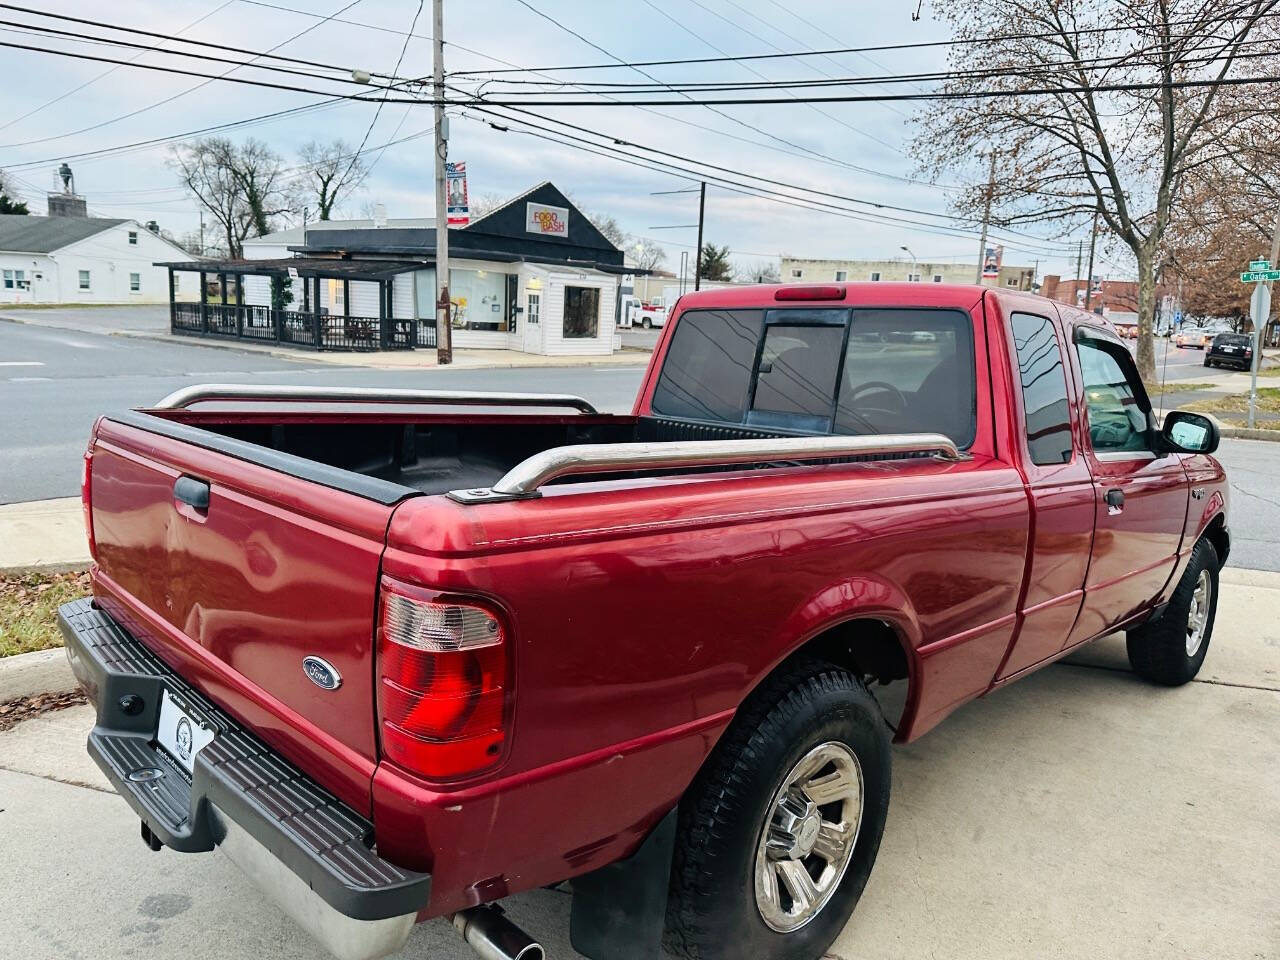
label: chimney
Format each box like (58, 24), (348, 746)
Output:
(146, 220), (160, 234)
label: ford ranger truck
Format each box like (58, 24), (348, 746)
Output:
(59, 282), (1229, 960)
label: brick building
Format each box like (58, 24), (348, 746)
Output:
(1040, 275), (1140, 315)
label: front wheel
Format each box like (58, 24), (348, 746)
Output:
(665, 658), (890, 960)
(1127, 538), (1219, 685)
(641, 317), (652, 329)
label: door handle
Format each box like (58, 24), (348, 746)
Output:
(174, 476), (210, 510)
(1105, 488), (1124, 513)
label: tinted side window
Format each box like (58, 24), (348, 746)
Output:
(1010, 313), (1073, 465)
(1075, 335), (1152, 453)
(835, 308), (976, 447)
(749, 321), (847, 431)
(651, 309), (761, 422)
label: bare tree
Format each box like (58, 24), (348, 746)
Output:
(629, 238), (667, 272)
(468, 191), (509, 219)
(170, 138), (291, 257)
(912, 1), (1280, 380)
(295, 139), (366, 220)
(738, 261), (780, 283)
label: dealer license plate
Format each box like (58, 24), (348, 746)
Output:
(156, 690), (216, 775)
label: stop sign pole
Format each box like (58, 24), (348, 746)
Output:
(1241, 258), (1278, 429)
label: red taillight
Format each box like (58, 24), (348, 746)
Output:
(80, 449), (96, 560)
(376, 577), (510, 780)
(775, 284), (846, 301)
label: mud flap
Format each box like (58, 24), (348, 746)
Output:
(569, 808), (677, 960)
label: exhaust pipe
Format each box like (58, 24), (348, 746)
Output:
(450, 906), (544, 960)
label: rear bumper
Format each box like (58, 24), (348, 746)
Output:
(58, 597), (431, 960)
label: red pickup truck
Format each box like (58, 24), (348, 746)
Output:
(60, 282), (1228, 960)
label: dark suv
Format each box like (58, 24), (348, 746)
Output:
(1205, 332), (1253, 370)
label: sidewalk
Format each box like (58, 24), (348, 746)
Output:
(2, 308), (653, 371)
(0, 498), (89, 573)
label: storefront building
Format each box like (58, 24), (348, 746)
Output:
(159, 182), (631, 356)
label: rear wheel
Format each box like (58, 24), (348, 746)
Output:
(1203, 357), (1212, 367)
(642, 317), (652, 329)
(1127, 539), (1219, 685)
(665, 657), (890, 960)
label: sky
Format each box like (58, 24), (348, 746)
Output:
(0, 0), (1106, 281)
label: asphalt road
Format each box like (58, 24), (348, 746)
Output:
(2, 318), (1276, 569)
(0, 319), (647, 504)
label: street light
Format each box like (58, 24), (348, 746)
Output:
(900, 245), (917, 281)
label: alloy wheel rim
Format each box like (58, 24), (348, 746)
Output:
(1186, 569), (1212, 657)
(753, 741), (863, 934)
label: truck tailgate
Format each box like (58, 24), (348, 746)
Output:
(88, 415), (412, 814)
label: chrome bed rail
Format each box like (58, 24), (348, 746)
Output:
(152, 383), (599, 415)
(448, 432), (964, 503)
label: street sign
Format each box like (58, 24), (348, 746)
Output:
(1249, 258), (1271, 270)
(1240, 269), (1280, 282)
(1247, 280), (1271, 430)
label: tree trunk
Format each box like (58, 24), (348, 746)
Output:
(1135, 250), (1158, 383)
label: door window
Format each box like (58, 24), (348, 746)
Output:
(1010, 313), (1073, 464)
(527, 292), (540, 325)
(1075, 332), (1154, 454)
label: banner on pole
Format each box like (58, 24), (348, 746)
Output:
(982, 244), (1003, 279)
(446, 162), (469, 226)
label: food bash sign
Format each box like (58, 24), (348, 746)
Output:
(525, 202), (569, 237)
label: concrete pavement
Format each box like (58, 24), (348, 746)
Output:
(2, 568), (1277, 960)
(0, 499), (90, 573)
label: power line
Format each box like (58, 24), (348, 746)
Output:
(450, 11), (1280, 76)
(460, 106), (1077, 255)
(0, 0), (367, 151)
(457, 93), (1075, 249)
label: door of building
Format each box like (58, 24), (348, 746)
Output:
(523, 289), (542, 353)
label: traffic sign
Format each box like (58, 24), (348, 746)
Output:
(1240, 269), (1280, 282)
(1249, 258), (1271, 271)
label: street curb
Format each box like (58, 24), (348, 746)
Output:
(1, 560), (91, 577)
(1220, 426), (1280, 442)
(0, 648), (76, 702)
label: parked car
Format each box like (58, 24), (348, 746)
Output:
(1174, 326), (1227, 349)
(1113, 321), (1138, 339)
(61, 283), (1229, 960)
(1204, 332), (1254, 370)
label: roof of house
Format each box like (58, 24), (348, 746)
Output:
(243, 218), (436, 246)
(0, 215), (125, 253)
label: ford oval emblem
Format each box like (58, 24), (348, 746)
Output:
(302, 656), (342, 691)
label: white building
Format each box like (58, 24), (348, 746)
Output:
(0, 215), (195, 305)
(781, 255), (1036, 291)
(191, 183), (627, 356)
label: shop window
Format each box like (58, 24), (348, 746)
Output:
(449, 268), (510, 331)
(563, 286), (600, 338)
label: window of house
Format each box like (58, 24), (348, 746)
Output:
(869, 272), (881, 282)
(129, 273), (141, 292)
(791, 269), (803, 278)
(834, 270), (847, 281)
(79, 270), (90, 290)
(2, 270), (12, 289)
(1, 270), (21, 289)
(1010, 313), (1072, 465)
(933, 274), (943, 283)
(1075, 331), (1154, 454)
(1006, 277), (1018, 287)
(907, 273), (921, 283)
(563, 286), (600, 338)
(128, 231), (138, 245)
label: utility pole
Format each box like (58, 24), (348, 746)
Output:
(694, 181), (706, 291)
(974, 150), (997, 285)
(198, 210), (204, 257)
(432, 0), (452, 365)
(1074, 240), (1084, 307)
(1083, 208), (1099, 312)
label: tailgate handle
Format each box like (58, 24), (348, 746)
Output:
(174, 476), (210, 510)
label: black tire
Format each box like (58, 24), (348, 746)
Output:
(642, 317), (652, 329)
(1203, 357), (1212, 367)
(1127, 539), (1219, 686)
(665, 657), (891, 960)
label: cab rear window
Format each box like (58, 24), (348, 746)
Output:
(650, 306), (977, 447)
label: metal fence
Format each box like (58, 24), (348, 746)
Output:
(172, 302), (427, 352)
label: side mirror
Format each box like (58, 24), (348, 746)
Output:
(1160, 410), (1219, 455)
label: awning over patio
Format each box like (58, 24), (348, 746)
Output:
(152, 257), (426, 280)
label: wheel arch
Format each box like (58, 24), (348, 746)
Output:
(1202, 511), (1229, 568)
